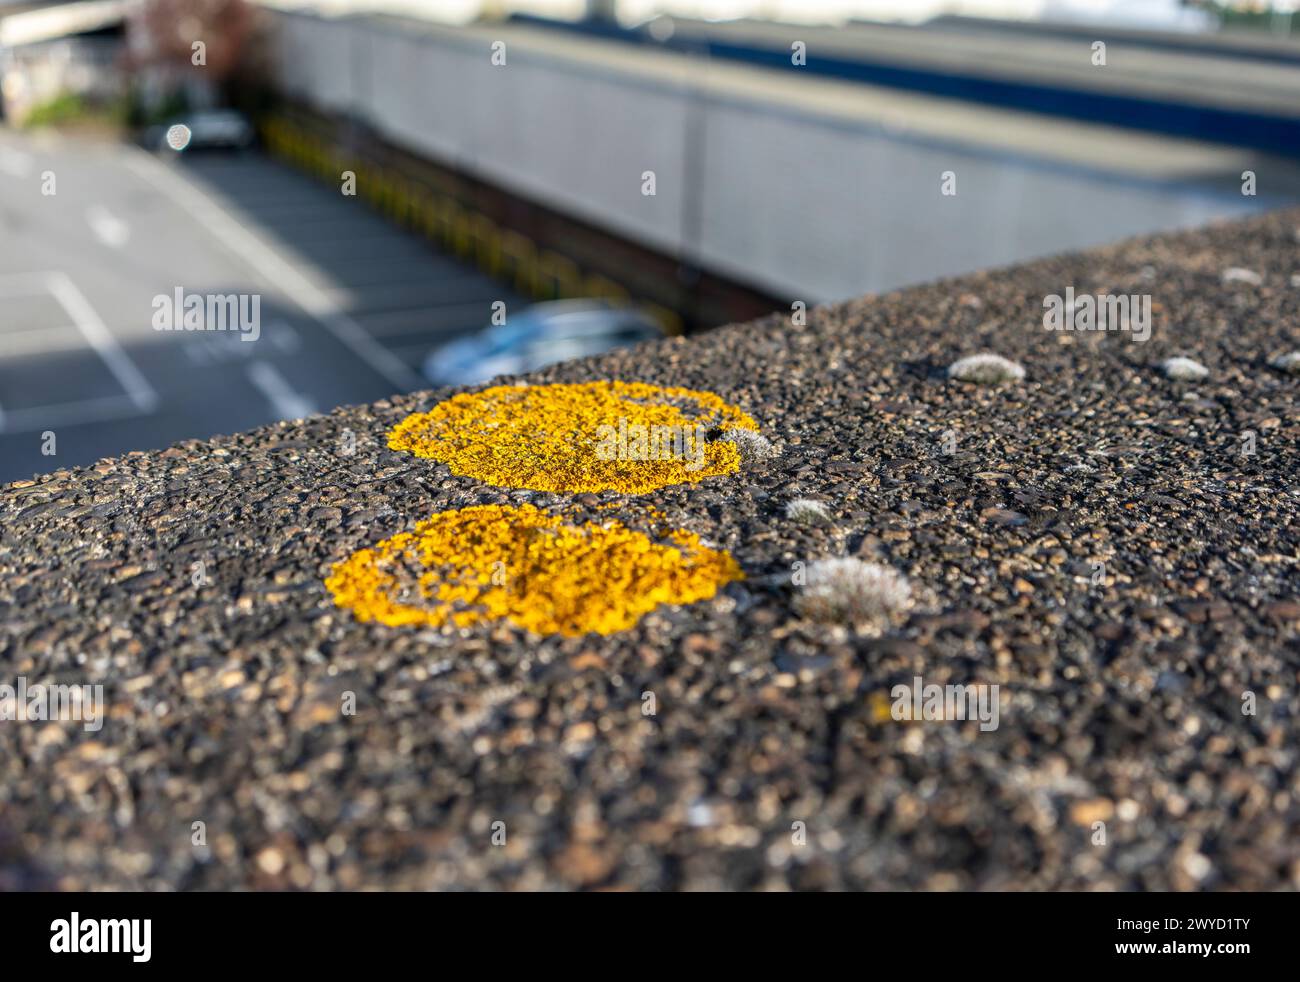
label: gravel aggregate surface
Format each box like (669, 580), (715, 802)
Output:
(2, 209), (1299, 890)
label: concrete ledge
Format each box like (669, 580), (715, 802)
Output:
(2, 208), (1299, 889)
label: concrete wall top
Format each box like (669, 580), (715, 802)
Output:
(4, 208), (1299, 889)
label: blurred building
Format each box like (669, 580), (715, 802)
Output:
(260, 6), (1297, 318)
(254, 0), (1222, 30)
(0, 0), (254, 123)
(0, 1), (128, 122)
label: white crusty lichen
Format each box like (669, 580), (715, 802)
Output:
(1161, 356), (1209, 381)
(947, 353), (1026, 384)
(1222, 267), (1262, 286)
(794, 558), (913, 625)
(1269, 351), (1300, 375)
(785, 498), (832, 526)
(721, 428), (776, 463)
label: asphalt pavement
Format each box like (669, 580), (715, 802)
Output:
(0, 128), (520, 484)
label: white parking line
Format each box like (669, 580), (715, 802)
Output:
(0, 394), (145, 434)
(1, 324), (93, 357)
(246, 361), (316, 421)
(45, 271), (158, 412)
(121, 149), (425, 393)
(86, 205), (131, 248)
(0, 272), (158, 433)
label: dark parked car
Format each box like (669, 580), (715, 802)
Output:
(145, 110), (255, 154)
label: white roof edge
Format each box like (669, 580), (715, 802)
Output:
(0, 0), (129, 49)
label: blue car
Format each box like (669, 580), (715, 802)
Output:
(422, 300), (663, 387)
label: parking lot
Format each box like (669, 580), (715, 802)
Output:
(0, 128), (523, 484)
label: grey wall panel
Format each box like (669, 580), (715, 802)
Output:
(264, 10), (1271, 304)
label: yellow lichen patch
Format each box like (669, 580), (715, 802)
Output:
(325, 504), (743, 637)
(387, 381), (760, 493)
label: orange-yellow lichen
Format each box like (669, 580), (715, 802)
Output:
(325, 503), (743, 637)
(387, 381), (760, 493)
